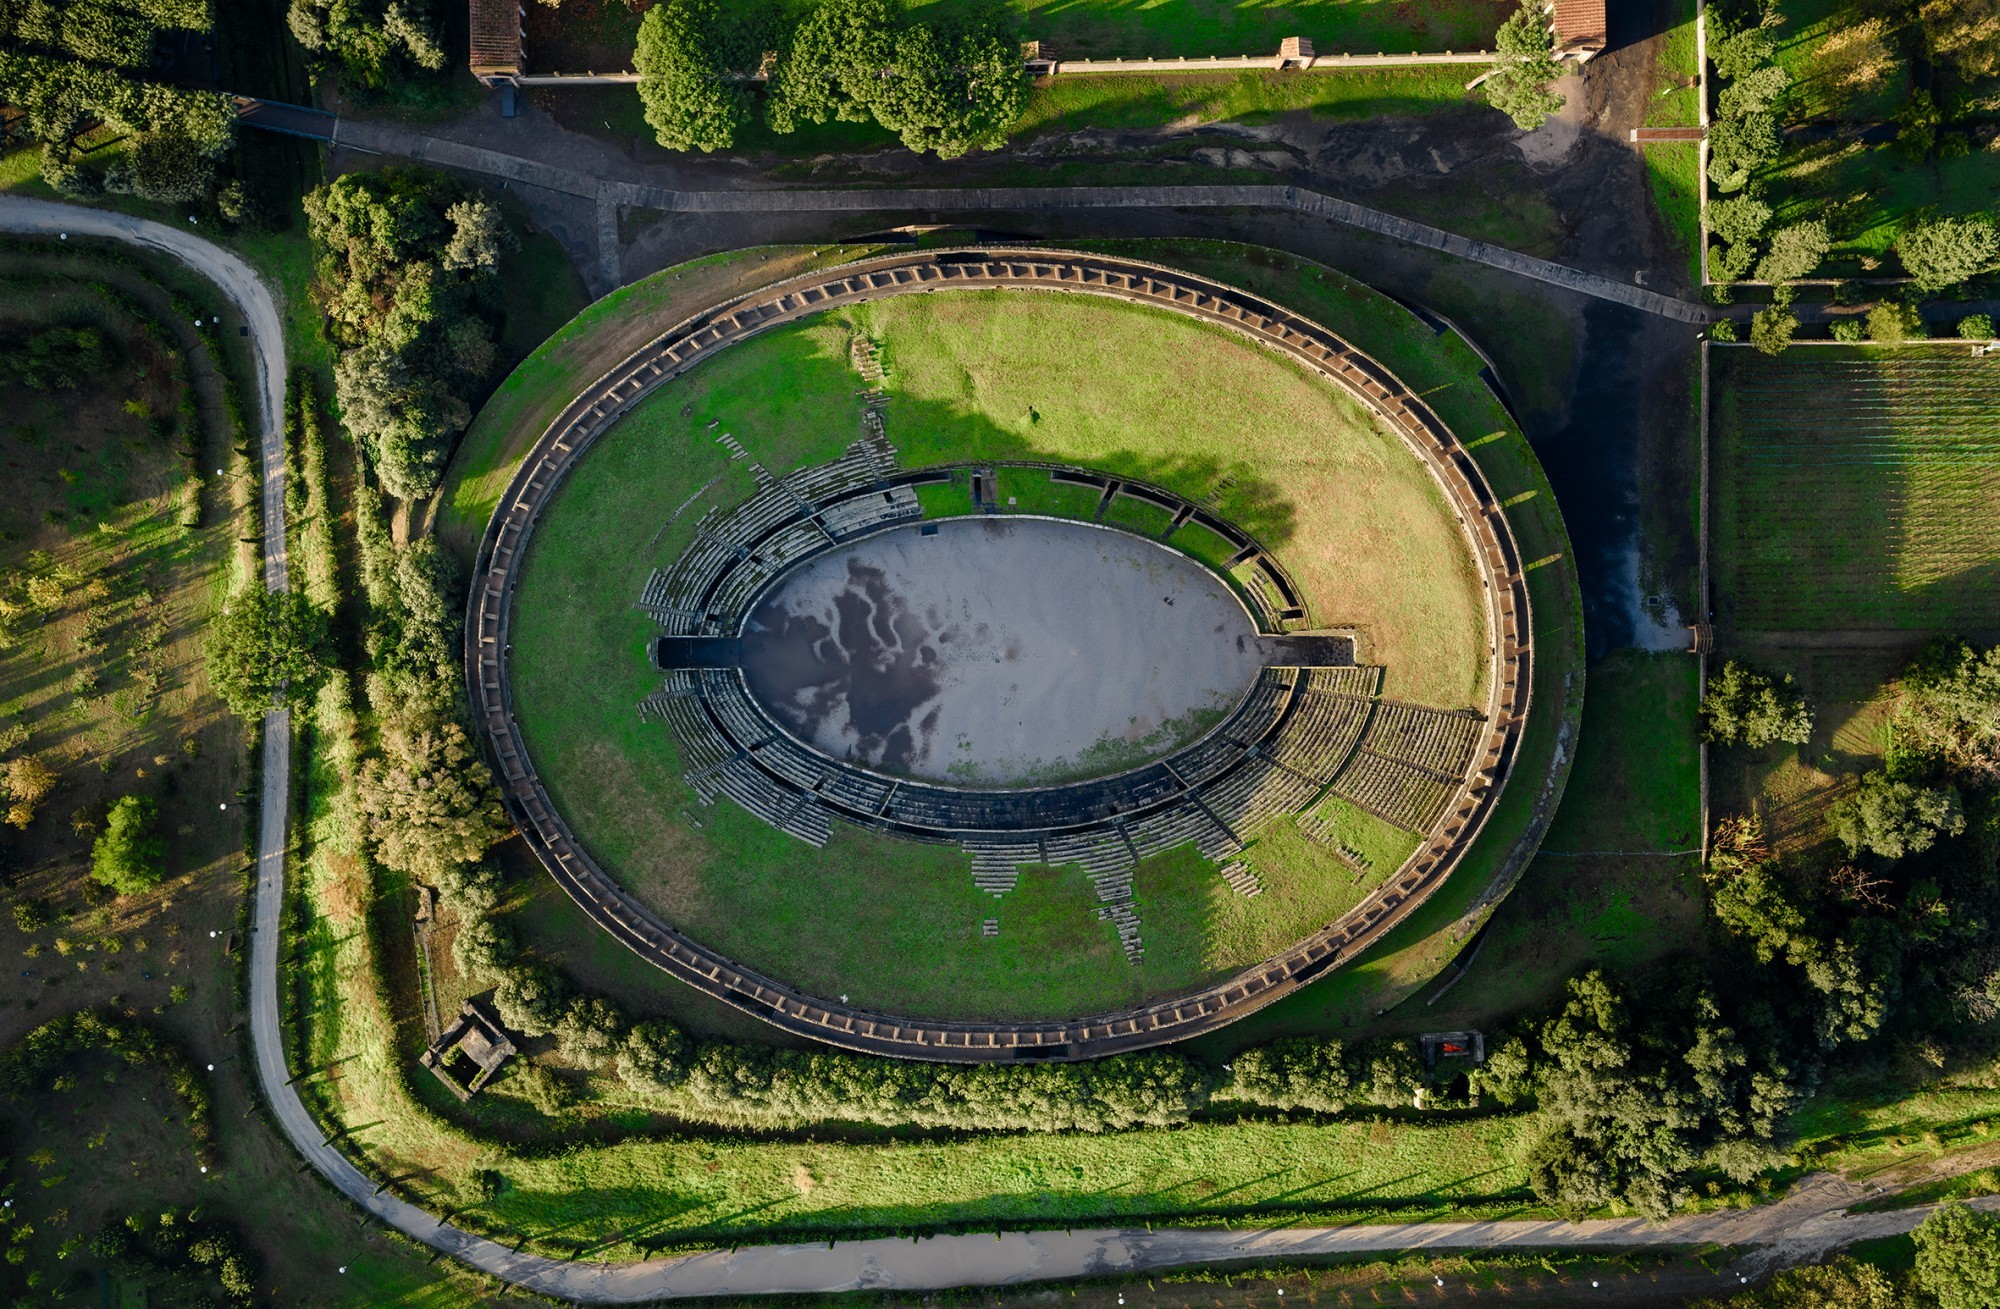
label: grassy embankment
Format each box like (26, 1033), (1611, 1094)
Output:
(1709, 344), (2000, 838)
(505, 286), (1490, 1021)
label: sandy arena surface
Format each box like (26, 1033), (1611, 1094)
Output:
(741, 518), (1267, 784)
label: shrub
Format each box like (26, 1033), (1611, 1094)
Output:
(1830, 318), (1865, 342)
(1710, 318), (1739, 343)
(11, 897), (54, 932)
(1959, 313), (1995, 340)
(91, 795), (165, 894)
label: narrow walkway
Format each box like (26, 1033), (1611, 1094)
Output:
(326, 118), (1708, 324)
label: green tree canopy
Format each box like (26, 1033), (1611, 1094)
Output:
(1750, 303), (1799, 354)
(764, 0), (896, 133)
(1484, 1), (1566, 131)
(634, 0), (763, 152)
(1896, 213), (2000, 291)
(1755, 221), (1831, 284)
(762, 0), (1026, 157)
(1708, 113), (1780, 192)
(1829, 771), (1966, 860)
(1913, 1202), (2000, 1309)
(356, 714), (511, 882)
(202, 587), (332, 717)
(91, 794), (165, 895)
(1706, 191), (1773, 247)
(1701, 660), (1815, 748)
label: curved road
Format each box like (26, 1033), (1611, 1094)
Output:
(6, 194), (1990, 1303)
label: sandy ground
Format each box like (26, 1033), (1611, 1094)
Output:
(741, 518), (1264, 784)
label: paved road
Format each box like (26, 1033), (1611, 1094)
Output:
(12, 195), (1995, 1303)
(327, 118), (1707, 324)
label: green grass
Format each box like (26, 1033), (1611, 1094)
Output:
(928, 0), (1510, 59)
(508, 287), (1490, 1020)
(1712, 346), (2000, 634)
(1537, 652), (1700, 856)
(1646, 141), (1703, 288)
(1013, 65), (1483, 138)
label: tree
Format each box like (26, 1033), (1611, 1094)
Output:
(1896, 213), (2000, 291)
(1701, 660), (1814, 748)
(1525, 1124), (1616, 1220)
(1717, 64), (1790, 119)
(491, 961), (569, 1036)
(1912, 1202), (2000, 1309)
(356, 716), (510, 881)
(765, 0), (897, 133)
(1484, 1), (1566, 131)
(1865, 300), (1925, 343)
(91, 795), (165, 895)
(1230, 1037), (1353, 1112)
(1706, 192), (1773, 247)
(554, 996), (627, 1068)
(1750, 302), (1799, 354)
(1828, 771), (1965, 860)
(1755, 221), (1830, 284)
(617, 1020), (693, 1093)
(1892, 640), (2000, 783)
(2, 753), (58, 829)
(867, 16), (1027, 158)
(635, 0), (761, 152)
(440, 198), (514, 273)
(286, 0), (446, 89)
(1710, 26), (1777, 81)
(1920, 0), (2000, 81)
(202, 588), (331, 717)
(333, 338), (468, 501)
(1708, 113), (1780, 192)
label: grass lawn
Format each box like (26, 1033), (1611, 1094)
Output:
(1712, 345), (2000, 634)
(1645, 142), (1703, 288)
(507, 286), (1491, 1021)
(0, 247), (255, 1050)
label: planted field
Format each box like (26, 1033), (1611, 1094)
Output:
(1713, 347), (2000, 633)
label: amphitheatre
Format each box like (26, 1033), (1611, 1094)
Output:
(471, 249), (1539, 1059)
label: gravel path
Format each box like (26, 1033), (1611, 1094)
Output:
(10, 194), (1994, 1304)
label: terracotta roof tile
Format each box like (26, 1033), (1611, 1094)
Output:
(469, 0), (523, 73)
(1551, 0), (1607, 51)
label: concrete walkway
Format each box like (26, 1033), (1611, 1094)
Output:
(328, 118), (1708, 324)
